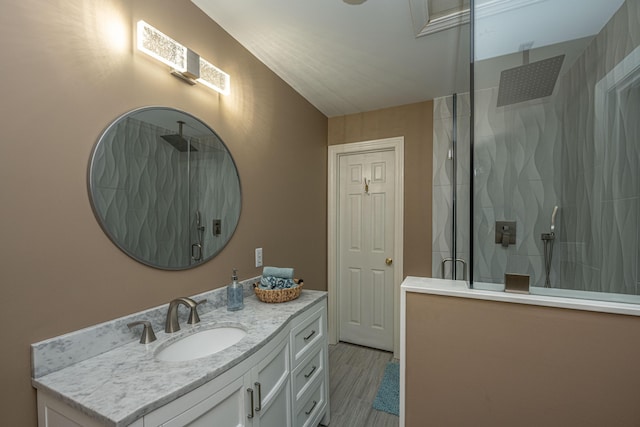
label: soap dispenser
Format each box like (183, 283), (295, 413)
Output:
(227, 268), (244, 311)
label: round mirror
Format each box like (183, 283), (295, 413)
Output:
(88, 106), (241, 270)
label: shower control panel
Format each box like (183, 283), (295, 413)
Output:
(495, 221), (516, 248)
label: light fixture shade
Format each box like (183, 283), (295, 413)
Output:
(137, 20), (230, 95)
(198, 57), (231, 95)
(137, 20), (187, 72)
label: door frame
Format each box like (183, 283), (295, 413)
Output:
(327, 137), (404, 357)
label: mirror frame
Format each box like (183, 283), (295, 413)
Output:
(88, 106), (242, 270)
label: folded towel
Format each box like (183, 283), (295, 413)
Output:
(262, 266), (294, 279)
(259, 276), (296, 290)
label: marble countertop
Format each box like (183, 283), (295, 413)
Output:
(32, 290), (327, 427)
(401, 276), (640, 316)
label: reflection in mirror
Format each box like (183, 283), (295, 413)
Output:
(89, 107), (241, 270)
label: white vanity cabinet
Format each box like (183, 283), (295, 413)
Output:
(147, 374), (247, 427)
(145, 302), (328, 427)
(37, 393), (144, 427)
(290, 303), (329, 427)
(35, 298), (328, 427)
(144, 327), (291, 427)
(246, 331), (292, 427)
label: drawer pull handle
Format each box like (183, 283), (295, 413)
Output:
(247, 388), (254, 419)
(303, 330), (316, 341)
(305, 400), (318, 415)
(304, 365), (317, 379)
(255, 382), (262, 412)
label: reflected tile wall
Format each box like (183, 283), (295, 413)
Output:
(94, 120), (242, 268)
(190, 136), (241, 260)
(93, 118), (190, 267)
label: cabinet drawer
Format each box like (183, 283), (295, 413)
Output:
(294, 378), (325, 427)
(292, 346), (324, 402)
(291, 305), (325, 366)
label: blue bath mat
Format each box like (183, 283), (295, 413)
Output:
(373, 361), (399, 416)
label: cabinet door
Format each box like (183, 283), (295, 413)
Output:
(252, 336), (292, 427)
(160, 376), (248, 427)
(254, 378), (291, 427)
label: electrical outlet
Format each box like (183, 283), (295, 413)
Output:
(255, 248), (263, 268)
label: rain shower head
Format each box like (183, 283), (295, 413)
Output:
(496, 53), (565, 107)
(161, 134), (198, 152)
(161, 120), (198, 152)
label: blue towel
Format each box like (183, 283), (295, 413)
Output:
(259, 276), (296, 290)
(262, 266), (294, 279)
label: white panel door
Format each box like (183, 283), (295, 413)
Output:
(338, 150), (395, 351)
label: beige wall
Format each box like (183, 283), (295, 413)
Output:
(0, 1), (327, 425)
(328, 101), (434, 278)
(406, 292), (640, 426)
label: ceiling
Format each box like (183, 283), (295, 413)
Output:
(192, 0), (470, 117)
(192, 0), (625, 118)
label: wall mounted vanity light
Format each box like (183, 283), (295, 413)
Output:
(137, 20), (230, 95)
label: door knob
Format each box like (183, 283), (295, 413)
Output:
(385, 258), (393, 266)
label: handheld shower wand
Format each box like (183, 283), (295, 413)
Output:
(541, 206), (558, 287)
(191, 210), (205, 261)
(550, 205), (558, 234)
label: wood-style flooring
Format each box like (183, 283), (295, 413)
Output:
(322, 342), (399, 427)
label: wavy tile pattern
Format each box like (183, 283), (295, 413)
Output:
(189, 135), (241, 259)
(555, 0), (639, 295)
(434, 0), (639, 296)
(92, 117), (190, 267)
(433, 89), (554, 284)
(91, 118), (240, 268)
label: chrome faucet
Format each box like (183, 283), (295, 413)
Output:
(165, 297), (206, 333)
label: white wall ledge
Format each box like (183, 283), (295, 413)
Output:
(401, 276), (640, 317)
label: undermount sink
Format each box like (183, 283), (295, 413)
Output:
(156, 326), (247, 362)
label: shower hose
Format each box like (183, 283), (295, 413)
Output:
(543, 234), (555, 288)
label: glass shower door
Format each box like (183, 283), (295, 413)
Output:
(433, 93), (471, 281)
(470, 0), (639, 300)
(432, 7), (470, 281)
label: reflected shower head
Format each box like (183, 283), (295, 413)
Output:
(161, 134), (198, 152)
(497, 53), (565, 107)
(161, 121), (198, 152)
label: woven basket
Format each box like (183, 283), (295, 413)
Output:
(254, 279), (303, 303)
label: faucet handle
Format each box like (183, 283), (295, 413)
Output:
(187, 299), (207, 325)
(128, 320), (157, 344)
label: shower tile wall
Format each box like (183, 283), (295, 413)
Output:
(473, 89), (560, 287)
(435, 0), (639, 293)
(556, 0), (640, 294)
(433, 89), (560, 287)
